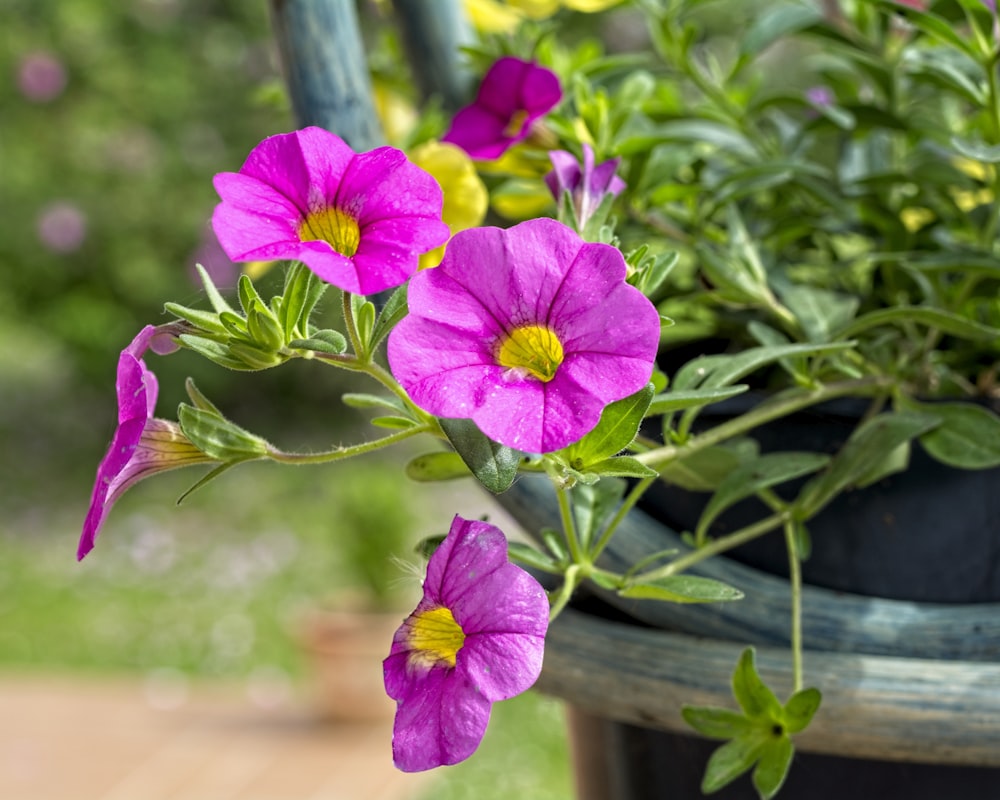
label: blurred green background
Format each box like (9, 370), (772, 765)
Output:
(0, 1), (570, 796)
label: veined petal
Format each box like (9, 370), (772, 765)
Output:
(388, 665), (492, 772)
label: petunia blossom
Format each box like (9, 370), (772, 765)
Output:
(387, 218), (661, 453)
(441, 57), (561, 161)
(211, 127), (450, 295)
(384, 515), (549, 772)
(544, 142), (626, 231)
(78, 325), (213, 561)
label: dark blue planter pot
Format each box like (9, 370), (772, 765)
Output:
(494, 400), (1000, 799)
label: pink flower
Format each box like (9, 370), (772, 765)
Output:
(78, 326), (209, 560)
(544, 142), (626, 230)
(384, 515), (548, 772)
(36, 201), (87, 254)
(441, 57), (562, 160)
(17, 51), (67, 102)
(387, 218), (661, 453)
(211, 127), (450, 295)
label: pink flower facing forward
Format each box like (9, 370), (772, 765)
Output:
(78, 326), (212, 561)
(441, 57), (562, 160)
(211, 127), (450, 295)
(384, 515), (548, 772)
(545, 142), (626, 230)
(387, 218), (661, 453)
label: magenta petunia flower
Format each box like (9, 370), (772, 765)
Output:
(78, 326), (211, 561)
(545, 142), (626, 230)
(383, 515), (548, 772)
(441, 57), (562, 160)
(211, 127), (450, 295)
(386, 218), (661, 453)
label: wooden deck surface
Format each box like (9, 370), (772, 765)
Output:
(0, 673), (436, 800)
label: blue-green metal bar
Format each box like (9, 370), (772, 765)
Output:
(269, 0), (383, 150)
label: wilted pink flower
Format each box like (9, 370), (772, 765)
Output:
(384, 515), (548, 772)
(805, 86), (834, 108)
(387, 218), (661, 453)
(36, 201), (87, 254)
(545, 143), (626, 230)
(78, 326), (210, 560)
(441, 57), (562, 160)
(211, 127), (450, 295)
(17, 51), (67, 102)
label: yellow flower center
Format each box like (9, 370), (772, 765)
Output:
(407, 606), (466, 669)
(497, 324), (564, 382)
(503, 109), (530, 139)
(298, 206), (361, 257)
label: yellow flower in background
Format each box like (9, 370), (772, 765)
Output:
(491, 178), (555, 220)
(900, 207), (935, 233)
(463, 0), (620, 31)
(373, 82), (418, 146)
(409, 141), (489, 268)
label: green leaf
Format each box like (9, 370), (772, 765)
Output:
(753, 736), (794, 800)
(648, 385), (749, 415)
(952, 135), (1000, 163)
(439, 418), (523, 494)
(732, 648), (782, 720)
(777, 284), (859, 343)
(682, 706), (753, 740)
(237, 274), (268, 317)
(660, 441), (758, 491)
(619, 575), (744, 603)
(695, 452), (831, 541)
(177, 404), (269, 461)
(507, 541), (563, 574)
(833, 306), (1000, 342)
(370, 284), (409, 350)
(183, 378), (223, 415)
(405, 451), (472, 482)
(582, 455), (659, 479)
(246, 306), (285, 350)
(228, 341), (283, 369)
(289, 329), (348, 355)
(854, 441), (911, 488)
(701, 733), (768, 795)
(617, 120), (757, 159)
(163, 302), (227, 335)
(740, 4), (823, 57)
(781, 687), (822, 735)
(370, 416), (417, 430)
(872, 0), (978, 57)
(571, 479), (626, 551)
(354, 296), (377, 354)
(178, 334), (252, 371)
(797, 411), (941, 517)
(194, 263), (237, 315)
(902, 400), (1000, 469)
(340, 393), (407, 413)
(672, 342), (856, 392)
(564, 384), (654, 468)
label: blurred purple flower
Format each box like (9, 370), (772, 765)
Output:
(17, 51), (67, 102)
(384, 515), (548, 772)
(36, 201), (87, 254)
(387, 218), (661, 453)
(441, 57), (562, 160)
(805, 86), (834, 108)
(190, 222), (240, 288)
(545, 143), (625, 230)
(78, 325), (209, 561)
(212, 127), (450, 295)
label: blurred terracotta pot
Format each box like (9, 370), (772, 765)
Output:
(297, 610), (403, 722)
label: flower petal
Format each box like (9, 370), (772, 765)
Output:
(387, 664), (492, 772)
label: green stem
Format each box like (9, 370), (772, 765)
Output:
(588, 475), (656, 561)
(556, 485), (586, 566)
(266, 423), (431, 465)
(342, 291), (365, 359)
(548, 565), (583, 621)
(632, 510), (789, 585)
(784, 520), (804, 693)
(637, 377), (887, 471)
